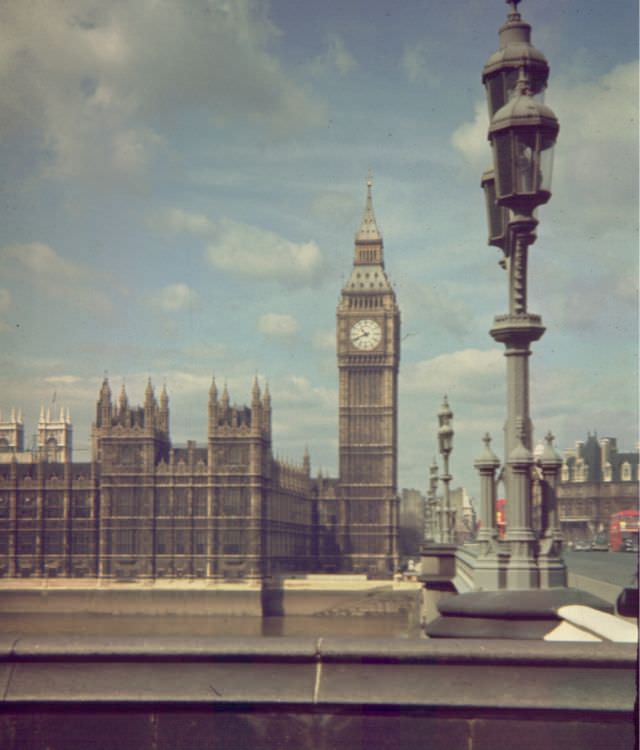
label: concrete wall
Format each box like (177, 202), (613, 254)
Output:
(0, 588), (262, 616)
(0, 579), (422, 619)
(0, 636), (635, 750)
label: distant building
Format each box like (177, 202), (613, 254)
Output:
(0, 407), (71, 464)
(557, 433), (639, 543)
(450, 487), (476, 544)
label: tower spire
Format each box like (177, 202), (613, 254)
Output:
(356, 175), (382, 244)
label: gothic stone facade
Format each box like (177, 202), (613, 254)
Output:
(0, 378), (314, 580)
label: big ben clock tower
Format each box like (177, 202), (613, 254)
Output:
(337, 179), (400, 574)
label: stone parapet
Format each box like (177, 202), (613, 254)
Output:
(0, 636), (635, 749)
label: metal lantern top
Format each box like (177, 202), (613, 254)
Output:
(482, 0), (548, 119)
(438, 423), (454, 455)
(437, 396), (454, 455)
(437, 395), (453, 427)
(488, 70), (559, 214)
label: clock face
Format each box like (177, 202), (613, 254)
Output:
(350, 319), (382, 350)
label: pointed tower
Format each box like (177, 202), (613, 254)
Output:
(251, 376), (261, 434)
(144, 378), (156, 432)
(262, 382), (272, 438)
(354, 177), (384, 264)
(0, 407), (24, 453)
(159, 383), (169, 435)
(38, 403), (72, 463)
(336, 177), (401, 575)
(118, 383), (129, 425)
(97, 378), (112, 428)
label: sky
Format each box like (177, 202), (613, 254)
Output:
(0, 0), (637, 501)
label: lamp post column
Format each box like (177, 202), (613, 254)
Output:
(424, 459), (439, 543)
(437, 397), (454, 545)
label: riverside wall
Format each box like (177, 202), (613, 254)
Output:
(0, 576), (422, 618)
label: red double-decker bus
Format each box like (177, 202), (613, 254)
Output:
(609, 509), (639, 552)
(496, 498), (506, 539)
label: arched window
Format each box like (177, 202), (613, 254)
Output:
(46, 436), (57, 462)
(621, 462), (631, 481)
(603, 462), (612, 482)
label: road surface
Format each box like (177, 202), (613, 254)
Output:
(563, 548), (637, 587)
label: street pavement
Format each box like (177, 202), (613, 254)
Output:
(563, 549), (637, 587)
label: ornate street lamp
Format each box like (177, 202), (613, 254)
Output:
(425, 458), (439, 543)
(482, 0), (548, 120)
(437, 396), (454, 544)
(483, 13), (560, 588)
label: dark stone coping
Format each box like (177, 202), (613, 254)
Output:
(0, 634), (634, 667)
(0, 636), (634, 724)
(437, 588), (614, 618)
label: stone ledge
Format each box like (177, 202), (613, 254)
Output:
(0, 637), (634, 715)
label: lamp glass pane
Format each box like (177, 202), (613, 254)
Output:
(504, 68), (519, 103)
(483, 178), (507, 246)
(539, 142), (554, 193)
(514, 131), (537, 194)
(485, 75), (505, 118)
(493, 131), (514, 199)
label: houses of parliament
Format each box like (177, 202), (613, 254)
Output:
(0, 182), (401, 581)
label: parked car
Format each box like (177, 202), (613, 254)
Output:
(574, 540), (590, 551)
(622, 537), (639, 553)
(591, 534), (609, 552)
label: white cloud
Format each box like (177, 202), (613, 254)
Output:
(258, 313), (300, 338)
(402, 348), (503, 400)
(206, 219), (324, 287)
(450, 100), (489, 171)
(148, 283), (199, 313)
(1, 242), (113, 316)
(549, 61), (638, 232)
(0, 0), (326, 183)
